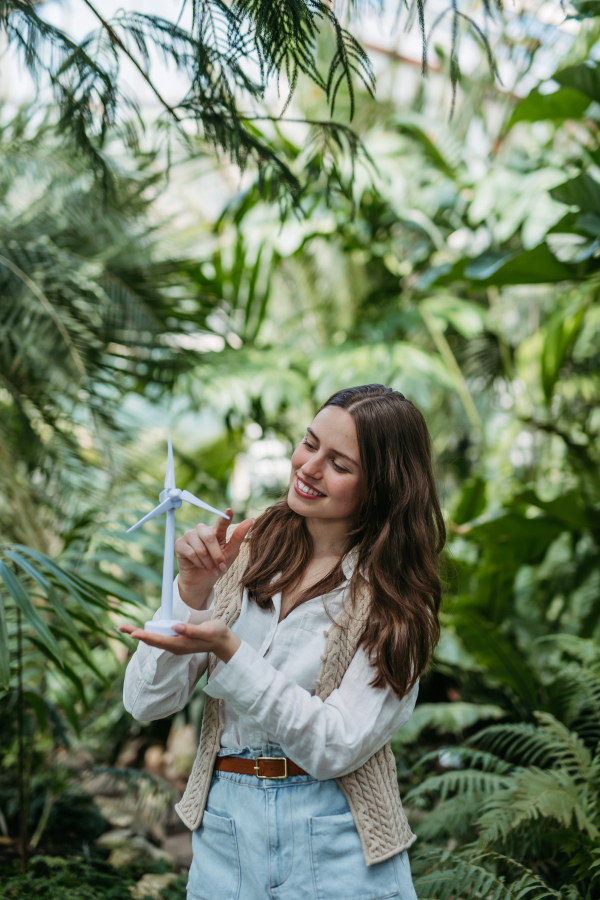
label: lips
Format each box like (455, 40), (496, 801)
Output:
(294, 476), (326, 499)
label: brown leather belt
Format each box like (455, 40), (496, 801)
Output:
(215, 755), (308, 779)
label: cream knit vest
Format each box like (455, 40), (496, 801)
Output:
(175, 538), (416, 866)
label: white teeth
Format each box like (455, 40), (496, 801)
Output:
(297, 477), (323, 497)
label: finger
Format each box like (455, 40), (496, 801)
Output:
(214, 510), (232, 544)
(224, 518), (254, 564)
(197, 523), (227, 572)
(175, 533), (210, 570)
(185, 530), (216, 570)
(172, 621), (220, 641)
(118, 623), (142, 635)
(125, 629), (212, 655)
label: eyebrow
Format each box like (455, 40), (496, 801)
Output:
(306, 427), (360, 468)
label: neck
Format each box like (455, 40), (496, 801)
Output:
(304, 516), (353, 559)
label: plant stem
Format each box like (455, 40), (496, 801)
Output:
(79, 0), (181, 123)
(420, 303), (484, 443)
(16, 605), (27, 873)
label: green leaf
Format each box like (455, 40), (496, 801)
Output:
(508, 89), (591, 128)
(23, 689), (48, 731)
(554, 61), (600, 103)
(540, 295), (589, 401)
(5, 550), (87, 651)
(393, 702), (506, 745)
(0, 560), (63, 660)
(569, 0), (600, 19)
(430, 245), (573, 288)
(453, 476), (487, 525)
(515, 489), (590, 529)
(29, 637), (87, 707)
(454, 609), (541, 713)
(467, 245), (573, 286)
(552, 172), (600, 213)
(0, 589), (10, 689)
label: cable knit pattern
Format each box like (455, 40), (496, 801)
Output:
(175, 536), (416, 866)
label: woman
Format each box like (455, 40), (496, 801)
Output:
(120, 383), (445, 900)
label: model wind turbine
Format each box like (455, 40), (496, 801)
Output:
(127, 436), (230, 636)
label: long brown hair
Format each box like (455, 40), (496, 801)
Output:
(241, 384), (446, 698)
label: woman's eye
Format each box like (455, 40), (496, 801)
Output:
(303, 439), (315, 450)
(332, 461), (347, 473)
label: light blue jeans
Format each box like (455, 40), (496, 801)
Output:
(187, 745), (418, 900)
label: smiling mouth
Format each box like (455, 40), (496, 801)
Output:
(294, 476), (326, 498)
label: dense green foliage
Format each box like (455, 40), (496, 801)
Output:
(2, 1), (600, 895)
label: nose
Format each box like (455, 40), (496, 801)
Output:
(300, 453), (324, 480)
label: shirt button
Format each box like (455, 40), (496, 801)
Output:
(253, 731), (262, 742)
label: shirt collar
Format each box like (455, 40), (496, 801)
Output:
(342, 546), (368, 581)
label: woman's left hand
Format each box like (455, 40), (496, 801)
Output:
(117, 620), (242, 663)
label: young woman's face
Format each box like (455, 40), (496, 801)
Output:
(287, 406), (364, 522)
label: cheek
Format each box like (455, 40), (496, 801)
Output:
(290, 446), (304, 472)
(328, 475), (363, 512)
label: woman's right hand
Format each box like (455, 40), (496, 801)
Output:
(174, 510), (254, 610)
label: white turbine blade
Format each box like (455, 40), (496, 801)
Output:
(181, 490), (230, 520)
(164, 435), (176, 490)
(126, 497), (173, 533)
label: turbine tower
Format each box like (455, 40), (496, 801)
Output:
(127, 436), (230, 636)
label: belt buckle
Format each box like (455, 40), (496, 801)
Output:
(254, 756), (288, 779)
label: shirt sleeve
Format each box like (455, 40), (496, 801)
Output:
(203, 639), (419, 780)
(123, 578), (215, 722)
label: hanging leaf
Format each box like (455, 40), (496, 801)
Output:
(5, 550), (87, 652)
(0, 560), (63, 660)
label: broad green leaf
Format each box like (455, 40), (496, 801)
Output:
(453, 476), (487, 526)
(0, 561), (63, 660)
(429, 245), (573, 288)
(540, 295), (589, 401)
(515, 489), (591, 529)
(554, 61), (600, 103)
(552, 173), (600, 213)
(0, 589), (10, 689)
(465, 245), (573, 286)
(453, 609), (541, 713)
(465, 251), (514, 280)
(569, 0), (600, 18)
(508, 89), (591, 128)
(459, 511), (565, 566)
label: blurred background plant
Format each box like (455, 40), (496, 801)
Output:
(1, 0), (600, 896)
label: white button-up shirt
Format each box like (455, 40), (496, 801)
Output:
(123, 556), (418, 780)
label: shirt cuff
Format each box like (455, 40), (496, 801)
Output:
(172, 577), (215, 623)
(204, 640), (275, 708)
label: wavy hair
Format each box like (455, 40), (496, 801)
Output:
(241, 384), (446, 698)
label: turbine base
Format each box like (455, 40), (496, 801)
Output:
(144, 619), (184, 637)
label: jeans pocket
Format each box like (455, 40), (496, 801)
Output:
(309, 811), (399, 900)
(394, 851), (418, 900)
(187, 810), (241, 900)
